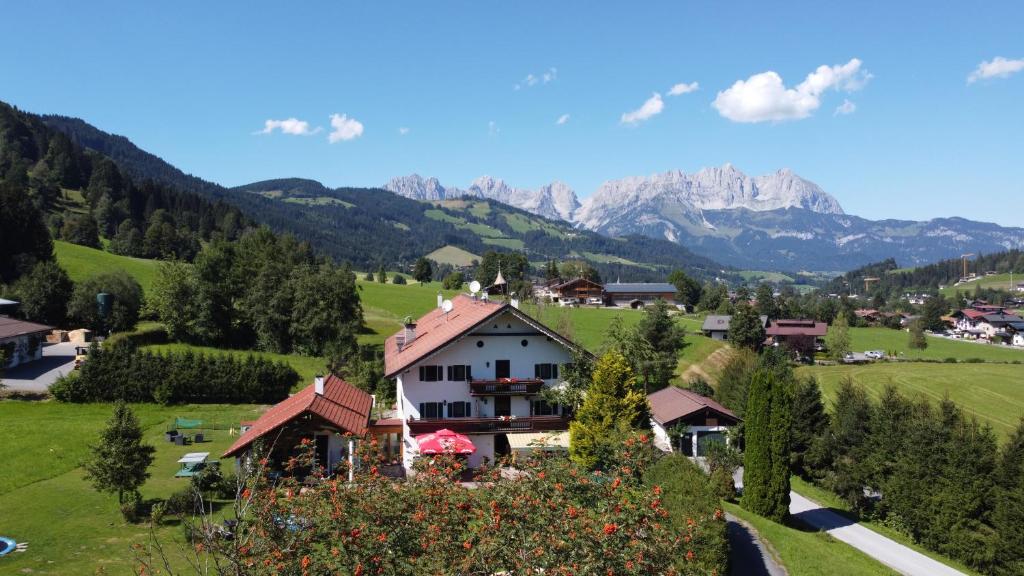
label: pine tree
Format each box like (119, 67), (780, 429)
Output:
(993, 420), (1024, 575)
(755, 283), (778, 320)
(569, 351), (651, 470)
(636, 299), (684, 391)
(412, 257), (433, 283)
(790, 376), (829, 478)
(826, 313), (852, 361)
(84, 402), (156, 504)
(742, 367), (792, 522)
(376, 265), (387, 284)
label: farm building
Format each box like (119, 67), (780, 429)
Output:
(701, 314), (769, 341)
(549, 277), (605, 306)
(765, 319), (828, 349)
(0, 315), (54, 368)
(603, 282), (677, 308)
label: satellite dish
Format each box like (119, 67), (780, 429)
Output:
(469, 281), (481, 294)
(441, 299), (454, 313)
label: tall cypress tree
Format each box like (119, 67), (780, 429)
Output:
(742, 368), (792, 522)
(994, 420), (1024, 575)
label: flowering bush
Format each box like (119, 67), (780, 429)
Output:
(140, 434), (725, 575)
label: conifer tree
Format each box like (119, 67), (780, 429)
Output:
(376, 265), (387, 284)
(825, 312), (852, 361)
(84, 402), (156, 504)
(789, 376), (829, 478)
(908, 319), (928, 349)
(412, 257), (433, 283)
(729, 302), (766, 351)
(569, 351), (651, 470)
(742, 368), (792, 521)
(993, 420), (1024, 575)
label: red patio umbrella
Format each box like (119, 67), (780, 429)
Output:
(416, 429), (476, 455)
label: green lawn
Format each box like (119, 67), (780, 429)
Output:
(849, 327), (1024, 362)
(144, 343), (326, 388)
(798, 362), (1024, 439)
(54, 240), (160, 296)
(0, 400), (266, 575)
(790, 478), (984, 576)
(356, 279), (462, 346)
(724, 502), (897, 576)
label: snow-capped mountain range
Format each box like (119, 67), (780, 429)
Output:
(384, 165), (1024, 271)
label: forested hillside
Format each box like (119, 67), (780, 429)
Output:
(39, 111), (729, 280)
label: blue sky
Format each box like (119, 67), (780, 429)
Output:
(2, 1), (1022, 225)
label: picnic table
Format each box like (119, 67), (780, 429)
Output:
(175, 452), (210, 478)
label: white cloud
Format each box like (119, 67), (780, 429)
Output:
(256, 118), (319, 136)
(514, 67), (557, 90)
(712, 58), (871, 123)
(328, 113), (364, 143)
(398, 127), (410, 136)
(556, 113), (570, 125)
(620, 93), (664, 125)
(834, 99), (856, 116)
(668, 81), (699, 96)
(968, 56), (1024, 83)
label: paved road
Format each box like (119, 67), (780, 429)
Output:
(734, 468), (966, 576)
(2, 342), (77, 393)
(725, 513), (786, 576)
(789, 492), (966, 576)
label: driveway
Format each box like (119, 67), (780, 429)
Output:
(726, 513), (786, 576)
(2, 342), (78, 393)
(789, 492), (966, 576)
(733, 469), (966, 576)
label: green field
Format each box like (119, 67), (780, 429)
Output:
(0, 400), (264, 575)
(940, 273), (1023, 297)
(799, 362), (1024, 439)
(724, 502), (896, 576)
(54, 240), (160, 295)
(738, 270), (796, 283)
(356, 278), (462, 346)
(425, 244), (480, 267)
(143, 343), (327, 387)
(849, 327), (1024, 363)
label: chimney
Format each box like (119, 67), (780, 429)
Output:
(397, 322), (416, 351)
(314, 375), (325, 396)
(437, 292), (443, 309)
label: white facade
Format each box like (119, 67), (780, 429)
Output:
(0, 334), (45, 368)
(1013, 332), (1024, 347)
(650, 420), (731, 458)
(396, 310), (575, 471)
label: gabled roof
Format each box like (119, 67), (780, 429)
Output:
(383, 294), (584, 378)
(701, 314), (768, 332)
(766, 319), (828, 337)
(982, 313), (1024, 325)
(223, 375), (372, 457)
(552, 277), (603, 291)
(603, 282), (676, 294)
(648, 386), (740, 426)
(957, 309), (989, 320)
(0, 316), (53, 340)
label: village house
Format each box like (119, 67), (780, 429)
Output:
(765, 319), (829, 350)
(603, 282), (678, 308)
(223, 375), (403, 476)
(648, 386), (740, 457)
(701, 314), (769, 341)
(548, 277), (605, 306)
(0, 314), (54, 368)
(385, 294), (585, 472)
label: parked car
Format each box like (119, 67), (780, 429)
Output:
(865, 350), (885, 359)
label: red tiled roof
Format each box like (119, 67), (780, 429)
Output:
(223, 375), (372, 457)
(766, 319), (828, 337)
(648, 386), (740, 426)
(0, 316), (53, 340)
(384, 294), (582, 378)
(958, 309), (988, 320)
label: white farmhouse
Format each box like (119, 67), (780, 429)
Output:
(384, 294), (585, 472)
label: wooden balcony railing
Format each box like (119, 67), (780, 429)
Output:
(407, 415), (570, 435)
(469, 378), (544, 396)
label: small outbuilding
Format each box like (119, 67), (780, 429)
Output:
(0, 315), (54, 368)
(648, 387), (741, 457)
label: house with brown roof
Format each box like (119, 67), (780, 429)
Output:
(0, 315), (54, 368)
(648, 387), (740, 457)
(548, 277), (604, 306)
(385, 294), (586, 472)
(765, 319), (829, 350)
(223, 374), (386, 475)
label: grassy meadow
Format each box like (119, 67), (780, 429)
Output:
(0, 401), (265, 575)
(940, 273), (1023, 297)
(799, 362), (1024, 439)
(54, 240), (160, 296)
(848, 327), (1024, 363)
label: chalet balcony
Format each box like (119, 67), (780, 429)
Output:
(407, 415), (570, 435)
(469, 378), (544, 396)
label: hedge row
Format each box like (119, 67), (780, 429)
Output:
(52, 343), (298, 404)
